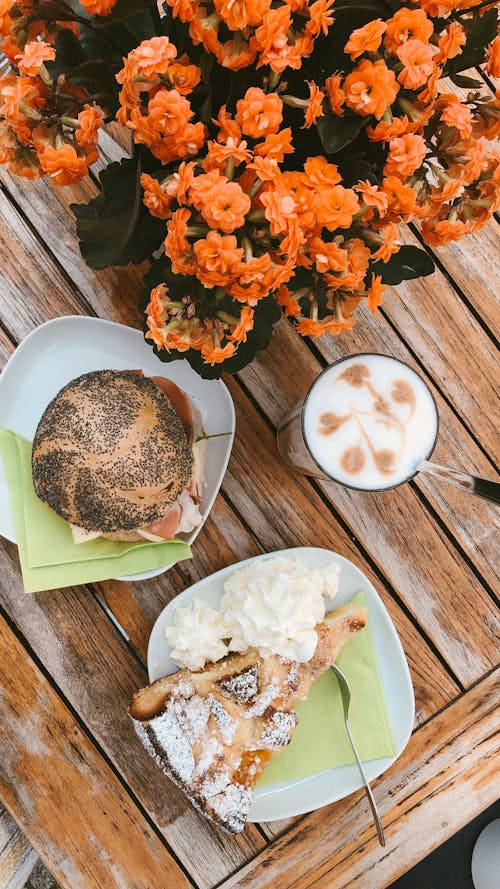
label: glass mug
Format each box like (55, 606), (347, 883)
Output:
(277, 353), (500, 504)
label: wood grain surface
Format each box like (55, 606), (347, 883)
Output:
(0, 117), (498, 889)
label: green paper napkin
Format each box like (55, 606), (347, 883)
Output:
(0, 429), (191, 593)
(258, 592), (395, 787)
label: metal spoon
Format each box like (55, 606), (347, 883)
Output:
(417, 460), (500, 505)
(331, 664), (386, 847)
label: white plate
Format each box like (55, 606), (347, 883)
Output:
(148, 546), (414, 822)
(0, 316), (235, 582)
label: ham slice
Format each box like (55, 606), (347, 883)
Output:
(152, 376), (194, 446)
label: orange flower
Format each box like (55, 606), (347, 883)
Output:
(276, 284), (300, 317)
(201, 341), (237, 364)
(190, 169), (226, 209)
(486, 35), (500, 79)
(236, 252), (272, 285)
(260, 184), (297, 234)
(344, 19), (387, 60)
(79, 0), (117, 15)
(254, 127), (294, 162)
(306, 0), (335, 38)
(366, 274), (385, 313)
(15, 41), (55, 76)
(235, 88), (283, 139)
(371, 223), (400, 262)
(384, 8), (433, 55)
(165, 160), (196, 203)
(148, 88), (192, 135)
(302, 155), (341, 189)
(384, 133), (427, 179)
(164, 207), (193, 271)
(193, 230), (243, 286)
(302, 81), (324, 129)
(382, 175), (417, 219)
(344, 60), (399, 120)
(213, 0), (270, 31)
(421, 217), (469, 247)
(76, 104), (103, 146)
(166, 61), (201, 95)
(38, 144), (88, 186)
(324, 74), (345, 116)
(141, 173), (172, 219)
(167, 121), (206, 159)
(220, 39), (256, 70)
(201, 180), (251, 233)
(316, 185), (360, 230)
(367, 115), (410, 142)
(204, 136), (252, 171)
(418, 65), (442, 104)
(165, 0), (196, 23)
(309, 237), (348, 273)
(0, 0), (13, 35)
(355, 180), (388, 215)
(252, 7), (303, 73)
(228, 306), (254, 342)
(397, 40), (434, 90)
(440, 98), (473, 139)
(296, 317), (356, 336)
(129, 37), (177, 79)
(435, 21), (466, 65)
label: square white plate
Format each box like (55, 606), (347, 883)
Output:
(0, 316), (235, 582)
(148, 547), (414, 822)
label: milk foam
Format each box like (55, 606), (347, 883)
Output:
(303, 355), (438, 490)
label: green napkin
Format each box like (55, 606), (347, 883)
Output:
(258, 592), (395, 787)
(0, 429), (191, 593)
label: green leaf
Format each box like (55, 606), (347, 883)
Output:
(443, 8), (498, 76)
(317, 107), (371, 154)
(370, 246), (435, 285)
(71, 154), (165, 269)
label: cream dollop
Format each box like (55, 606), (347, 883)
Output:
(220, 557), (340, 663)
(165, 600), (229, 671)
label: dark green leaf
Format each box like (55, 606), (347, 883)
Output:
(443, 8), (498, 76)
(71, 154), (165, 269)
(370, 246), (435, 285)
(317, 106), (371, 154)
(450, 73), (484, 90)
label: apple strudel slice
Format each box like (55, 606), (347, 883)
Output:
(130, 602), (367, 833)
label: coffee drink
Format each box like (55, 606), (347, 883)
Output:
(303, 355), (438, 490)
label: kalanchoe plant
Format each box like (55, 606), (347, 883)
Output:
(0, 0), (499, 377)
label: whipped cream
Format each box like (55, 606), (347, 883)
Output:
(165, 600), (229, 671)
(220, 557), (340, 663)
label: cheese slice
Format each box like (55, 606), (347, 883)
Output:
(70, 524), (101, 545)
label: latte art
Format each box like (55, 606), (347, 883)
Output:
(303, 355), (438, 490)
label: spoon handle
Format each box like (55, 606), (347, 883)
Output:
(418, 460), (500, 506)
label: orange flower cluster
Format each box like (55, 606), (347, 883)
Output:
(0, 10), (103, 185)
(117, 36), (206, 164)
(165, 0), (334, 71)
(143, 90), (406, 355)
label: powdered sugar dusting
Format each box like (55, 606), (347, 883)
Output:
(219, 665), (259, 704)
(246, 678), (279, 717)
(208, 695), (236, 744)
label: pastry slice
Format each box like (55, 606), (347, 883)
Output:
(130, 603), (367, 833)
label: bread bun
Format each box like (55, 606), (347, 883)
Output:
(32, 370), (194, 533)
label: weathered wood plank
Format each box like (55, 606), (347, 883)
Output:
(0, 610), (195, 889)
(218, 669), (500, 889)
(0, 805), (38, 889)
(380, 227), (499, 463)
(0, 540), (266, 886)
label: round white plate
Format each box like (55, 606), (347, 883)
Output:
(148, 546), (415, 822)
(472, 820), (500, 889)
(0, 316), (235, 581)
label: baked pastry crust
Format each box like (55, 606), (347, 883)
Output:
(130, 602), (367, 833)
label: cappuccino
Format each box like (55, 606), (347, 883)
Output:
(303, 355), (438, 490)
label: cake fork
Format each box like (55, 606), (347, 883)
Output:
(331, 664), (386, 847)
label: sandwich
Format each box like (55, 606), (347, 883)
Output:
(130, 602), (367, 833)
(31, 369), (205, 543)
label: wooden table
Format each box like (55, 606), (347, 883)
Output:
(0, 119), (499, 889)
